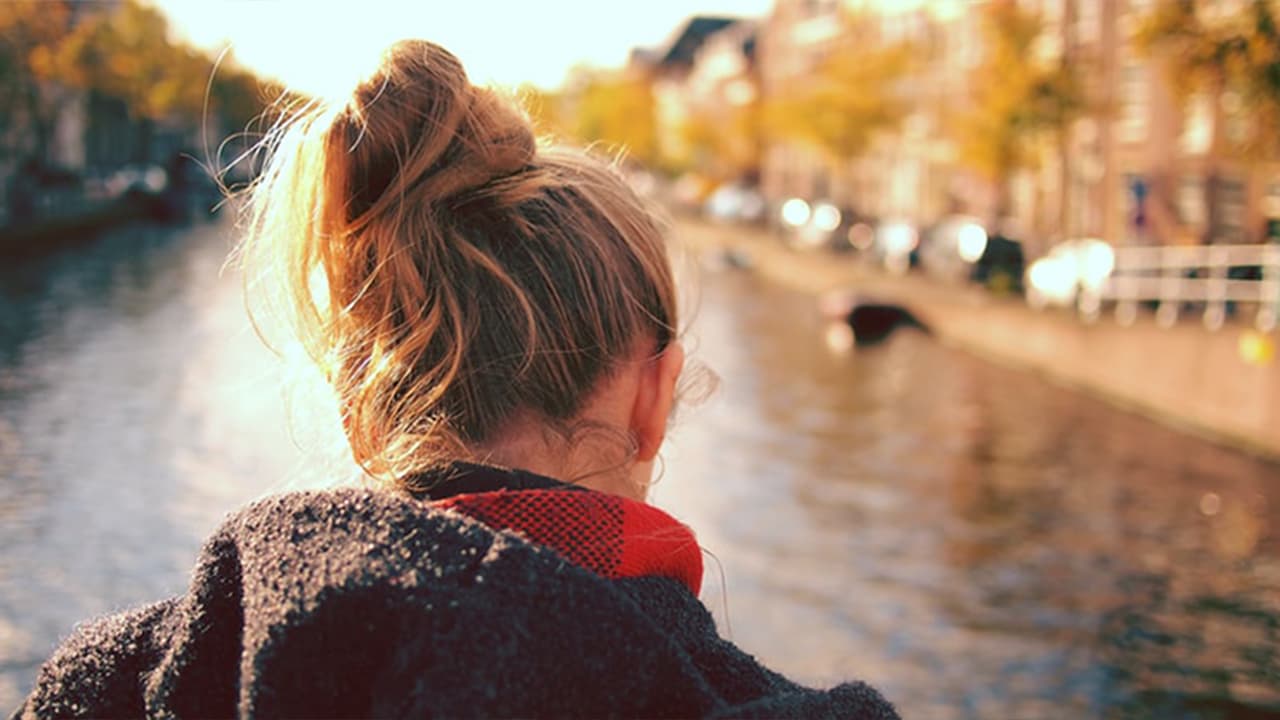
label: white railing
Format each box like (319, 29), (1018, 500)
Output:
(1081, 243), (1280, 332)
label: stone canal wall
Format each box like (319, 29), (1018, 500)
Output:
(676, 219), (1280, 461)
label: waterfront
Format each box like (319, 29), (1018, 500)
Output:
(1, 218), (1278, 719)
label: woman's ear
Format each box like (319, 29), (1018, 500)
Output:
(632, 341), (684, 462)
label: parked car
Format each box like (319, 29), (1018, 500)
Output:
(971, 231), (1025, 293)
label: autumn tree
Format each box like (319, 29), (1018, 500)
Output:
(4, 0), (292, 180)
(0, 0), (77, 162)
(1138, 0), (1280, 159)
(764, 14), (914, 168)
(563, 68), (661, 168)
(513, 84), (567, 140)
(1134, 0), (1280, 244)
(957, 0), (1083, 215)
(47, 0), (210, 123)
(207, 60), (284, 137)
(681, 91), (762, 184)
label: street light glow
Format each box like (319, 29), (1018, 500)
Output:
(1078, 240), (1116, 289)
(812, 203), (842, 232)
(1027, 255), (1077, 308)
(956, 222), (988, 263)
(780, 198), (811, 227)
(880, 222), (918, 254)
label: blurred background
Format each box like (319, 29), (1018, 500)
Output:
(2, 1), (1279, 718)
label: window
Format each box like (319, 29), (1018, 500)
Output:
(1222, 90), (1249, 146)
(1211, 177), (1246, 243)
(1179, 176), (1206, 226)
(958, 14), (981, 69)
(1181, 93), (1213, 155)
(1199, 0), (1246, 26)
(1265, 181), (1280, 219)
(1118, 60), (1150, 143)
(1040, 0), (1064, 24)
(1122, 0), (1154, 36)
(1076, 0), (1101, 45)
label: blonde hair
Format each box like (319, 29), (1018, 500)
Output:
(239, 40), (678, 485)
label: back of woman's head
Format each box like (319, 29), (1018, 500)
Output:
(241, 40), (678, 484)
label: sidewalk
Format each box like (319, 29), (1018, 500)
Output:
(674, 218), (1280, 462)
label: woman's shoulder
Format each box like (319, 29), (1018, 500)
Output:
(15, 488), (899, 719)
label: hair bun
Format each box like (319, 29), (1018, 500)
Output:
(338, 40), (536, 219)
(440, 86), (536, 196)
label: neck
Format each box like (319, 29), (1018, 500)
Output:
(477, 425), (646, 501)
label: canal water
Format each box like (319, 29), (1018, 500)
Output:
(1, 216), (1277, 719)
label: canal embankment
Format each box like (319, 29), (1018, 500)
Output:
(0, 191), (175, 259)
(676, 218), (1280, 462)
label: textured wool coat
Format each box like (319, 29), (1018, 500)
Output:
(12, 465), (899, 719)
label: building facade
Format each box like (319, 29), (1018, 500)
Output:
(754, 0), (1280, 252)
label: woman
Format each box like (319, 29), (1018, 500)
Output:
(14, 41), (899, 719)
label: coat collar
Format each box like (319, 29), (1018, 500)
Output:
(406, 462), (703, 595)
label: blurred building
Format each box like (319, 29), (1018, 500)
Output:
(645, 16), (752, 176)
(757, 1), (973, 230)
(682, 20), (760, 183)
(756, 0), (844, 205)
(1, 0), (204, 226)
(751, 0), (1280, 251)
(1035, 0), (1280, 248)
(858, 3), (974, 227)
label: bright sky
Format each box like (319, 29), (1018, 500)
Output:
(150, 0), (774, 98)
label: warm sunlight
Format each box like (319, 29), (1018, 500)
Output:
(7, 1), (1280, 717)
(149, 0), (772, 96)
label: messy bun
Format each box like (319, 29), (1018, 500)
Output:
(333, 41), (536, 223)
(240, 40), (677, 484)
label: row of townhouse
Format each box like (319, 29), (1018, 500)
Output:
(642, 0), (1280, 258)
(2, 85), (205, 227)
(1, 0), (208, 227)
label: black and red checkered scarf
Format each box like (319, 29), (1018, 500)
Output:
(412, 462), (703, 595)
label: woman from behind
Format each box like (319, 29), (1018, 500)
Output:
(14, 40), (899, 719)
